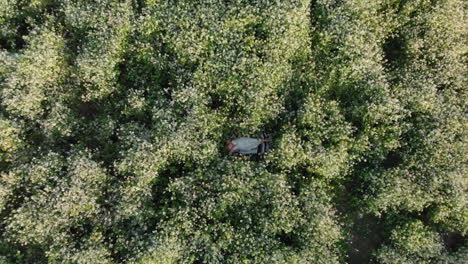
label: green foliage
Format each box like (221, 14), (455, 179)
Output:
(0, 0), (466, 263)
(375, 219), (444, 263)
(71, 1), (133, 101)
(0, 117), (23, 163)
(139, 160), (345, 264)
(271, 93), (353, 182)
(374, 218), (468, 264)
(2, 26), (68, 119)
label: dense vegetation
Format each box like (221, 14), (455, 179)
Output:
(0, 0), (466, 263)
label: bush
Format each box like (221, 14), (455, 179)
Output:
(0, 0), (465, 263)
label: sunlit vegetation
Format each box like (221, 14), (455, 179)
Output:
(0, 0), (466, 263)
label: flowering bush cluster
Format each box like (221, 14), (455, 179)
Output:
(0, 0), (466, 263)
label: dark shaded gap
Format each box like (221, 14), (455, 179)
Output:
(0, 18), (28, 51)
(13, 23), (29, 50)
(76, 101), (100, 119)
(68, 221), (95, 249)
(0, 242), (48, 264)
(276, 230), (302, 249)
(0, 37), (13, 51)
(383, 35), (406, 70)
(346, 214), (386, 264)
(208, 92), (225, 110)
(442, 232), (466, 252)
(382, 151), (402, 169)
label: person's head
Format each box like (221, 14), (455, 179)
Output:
(225, 139), (234, 152)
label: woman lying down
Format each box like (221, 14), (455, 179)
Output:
(226, 136), (272, 155)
